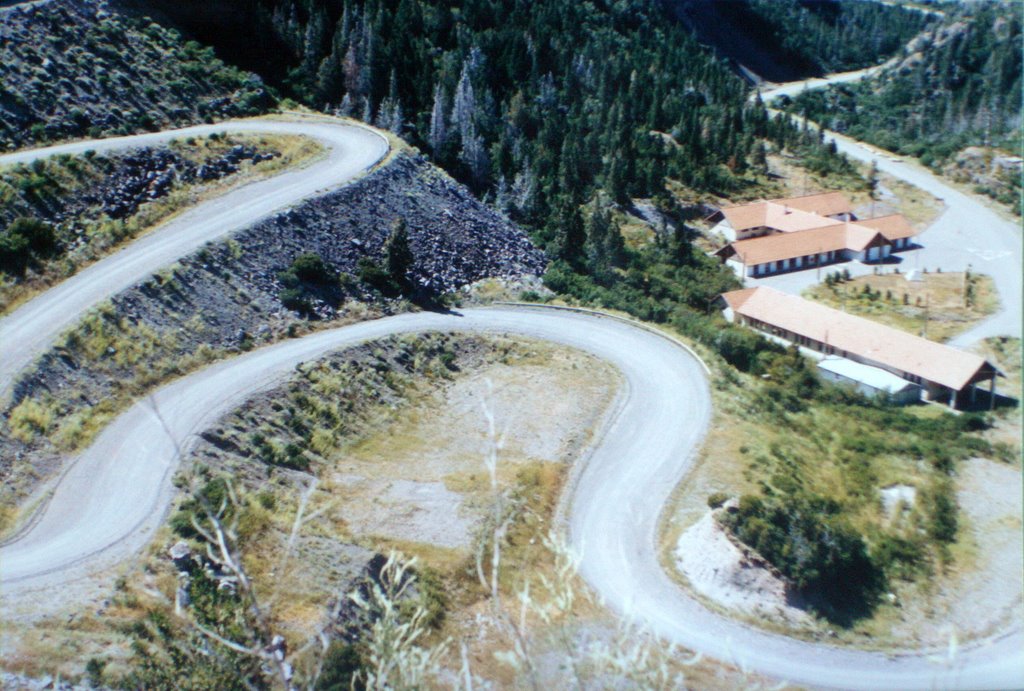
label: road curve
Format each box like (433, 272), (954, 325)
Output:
(757, 74), (1022, 346)
(3, 305), (1021, 689)
(0, 117), (389, 400)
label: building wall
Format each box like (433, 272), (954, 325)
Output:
(712, 219), (737, 242)
(736, 313), (957, 404)
(748, 250), (838, 277)
(817, 365), (922, 404)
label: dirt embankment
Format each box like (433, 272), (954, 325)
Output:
(675, 508), (811, 627)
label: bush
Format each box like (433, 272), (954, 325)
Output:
(923, 479), (958, 544)
(358, 257), (400, 297)
(873, 534), (927, 581)
(316, 642), (365, 691)
(713, 327), (778, 373)
(707, 492), (730, 509)
(278, 252), (337, 317)
(0, 217), (58, 276)
(284, 252), (334, 285)
(722, 492), (882, 621)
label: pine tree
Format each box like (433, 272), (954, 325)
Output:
(452, 59), (477, 144)
(460, 122), (489, 188)
(511, 163), (537, 221)
(552, 197), (586, 266)
(385, 219), (414, 294)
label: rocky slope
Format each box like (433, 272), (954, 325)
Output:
(0, 0), (273, 150)
(1, 151), (545, 501)
(0, 142), (277, 230)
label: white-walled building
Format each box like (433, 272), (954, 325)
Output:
(720, 286), (1001, 410)
(708, 192), (918, 277)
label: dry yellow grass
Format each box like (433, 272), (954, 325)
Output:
(0, 132), (324, 316)
(803, 271), (998, 342)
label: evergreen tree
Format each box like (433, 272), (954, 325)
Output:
(385, 218), (414, 293)
(428, 83), (448, 155)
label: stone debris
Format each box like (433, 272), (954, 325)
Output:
(0, 0), (272, 150)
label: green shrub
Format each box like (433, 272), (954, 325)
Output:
(316, 642), (365, 691)
(722, 493), (882, 621)
(283, 252), (334, 285)
(872, 534), (927, 581)
(707, 492), (730, 509)
(922, 479), (958, 544)
(357, 257), (400, 297)
(278, 252), (338, 317)
(0, 217), (58, 276)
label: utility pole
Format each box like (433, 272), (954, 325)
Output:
(922, 292), (929, 339)
(963, 263), (972, 308)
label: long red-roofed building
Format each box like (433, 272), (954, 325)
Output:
(719, 286), (1000, 409)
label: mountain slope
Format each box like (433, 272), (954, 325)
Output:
(783, 1), (1021, 211)
(0, 0), (273, 149)
(674, 0), (937, 83)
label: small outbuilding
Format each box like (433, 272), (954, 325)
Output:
(817, 357), (922, 404)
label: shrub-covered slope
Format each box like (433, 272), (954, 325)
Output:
(0, 0), (274, 150)
(785, 3), (1020, 179)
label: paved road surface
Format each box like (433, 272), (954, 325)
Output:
(755, 75), (1022, 347)
(0, 118), (389, 401)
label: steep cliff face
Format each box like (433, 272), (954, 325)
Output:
(0, 0), (273, 150)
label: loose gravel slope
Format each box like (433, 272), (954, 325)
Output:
(0, 117), (388, 400)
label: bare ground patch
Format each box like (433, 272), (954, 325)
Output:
(674, 509), (812, 628)
(327, 346), (620, 556)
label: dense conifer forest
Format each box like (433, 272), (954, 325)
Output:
(677, 0), (936, 80)
(148, 0), (871, 318)
(741, 0), (936, 74)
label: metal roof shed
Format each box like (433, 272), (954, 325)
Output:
(817, 357), (922, 404)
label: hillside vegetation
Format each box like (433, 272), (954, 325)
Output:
(676, 0), (936, 81)
(0, 0), (274, 149)
(784, 2), (1021, 210)
(143, 0), (870, 322)
(0, 133), (320, 313)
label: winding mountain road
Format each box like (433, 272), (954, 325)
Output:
(2, 114), (1022, 688)
(4, 305), (1021, 689)
(0, 117), (389, 400)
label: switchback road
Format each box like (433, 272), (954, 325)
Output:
(2, 114), (1021, 688)
(3, 305), (1022, 689)
(0, 117), (389, 401)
